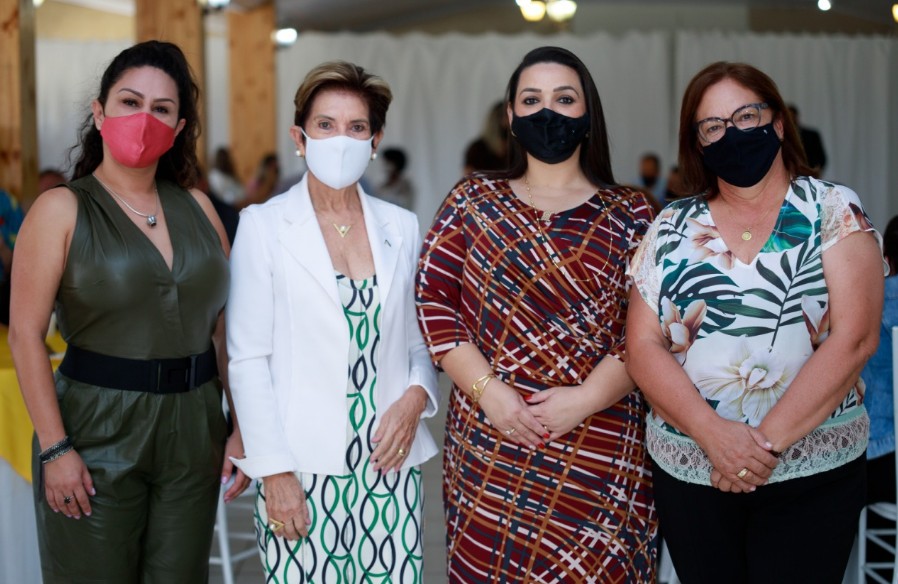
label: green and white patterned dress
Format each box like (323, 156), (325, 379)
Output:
(253, 273), (425, 584)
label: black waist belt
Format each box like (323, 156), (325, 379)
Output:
(58, 345), (217, 394)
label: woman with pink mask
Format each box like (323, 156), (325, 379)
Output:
(8, 41), (249, 583)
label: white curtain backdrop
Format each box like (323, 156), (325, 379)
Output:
(275, 31), (675, 227)
(36, 39), (131, 175)
(36, 31), (896, 228)
(675, 32), (894, 228)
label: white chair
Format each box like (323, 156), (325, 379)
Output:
(857, 326), (898, 584)
(658, 539), (681, 584)
(209, 480), (258, 584)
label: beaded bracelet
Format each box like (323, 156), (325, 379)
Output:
(39, 436), (74, 464)
(471, 373), (496, 403)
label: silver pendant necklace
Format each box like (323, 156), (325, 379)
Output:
(93, 173), (159, 228)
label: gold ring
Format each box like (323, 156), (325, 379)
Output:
(504, 428), (516, 436)
(269, 518), (285, 532)
(397, 448), (406, 456)
(737, 468), (749, 479)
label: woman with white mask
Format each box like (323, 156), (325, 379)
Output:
(226, 61), (440, 583)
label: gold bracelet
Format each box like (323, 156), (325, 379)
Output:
(471, 373), (496, 403)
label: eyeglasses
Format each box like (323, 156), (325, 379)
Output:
(695, 102), (769, 144)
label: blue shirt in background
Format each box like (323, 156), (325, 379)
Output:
(863, 274), (898, 460)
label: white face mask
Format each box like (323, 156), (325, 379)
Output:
(302, 129), (373, 190)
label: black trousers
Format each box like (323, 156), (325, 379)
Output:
(653, 455), (865, 584)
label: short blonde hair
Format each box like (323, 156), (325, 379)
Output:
(293, 61), (392, 134)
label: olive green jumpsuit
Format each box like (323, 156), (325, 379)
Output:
(32, 175), (230, 584)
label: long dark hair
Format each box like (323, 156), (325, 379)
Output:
(884, 215), (898, 275)
(495, 46), (615, 187)
(677, 61), (812, 198)
(71, 40), (201, 188)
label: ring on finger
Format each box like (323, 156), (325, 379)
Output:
(737, 468), (750, 479)
(397, 447), (406, 456)
(63, 495), (72, 504)
(269, 518), (285, 532)
(504, 427), (516, 436)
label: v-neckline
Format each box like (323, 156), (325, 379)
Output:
(503, 179), (604, 222)
(91, 175), (178, 275)
(703, 188), (789, 268)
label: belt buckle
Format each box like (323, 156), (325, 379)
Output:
(156, 358), (193, 393)
(187, 354), (198, 389)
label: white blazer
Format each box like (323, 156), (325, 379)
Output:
(226, 174), (440, 478)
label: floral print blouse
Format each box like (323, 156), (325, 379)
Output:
(629, 176), (884, 484)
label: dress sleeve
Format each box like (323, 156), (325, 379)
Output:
(415, 181), (475, 365)
(610, 190), (657, 360)
(819, 182), (888, 275)
(627, 211), (664, 316)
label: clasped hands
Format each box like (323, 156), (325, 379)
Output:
(478, 378), (592, 448)
(702, 419), (780, 493)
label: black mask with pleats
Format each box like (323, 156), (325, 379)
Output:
(511, 108), (590, 164)
(701, 123), (782, 188)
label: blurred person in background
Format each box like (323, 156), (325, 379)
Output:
(377, 147), (414, 209)
(463, 99), (510, 175)
(208, 146), (246, 207)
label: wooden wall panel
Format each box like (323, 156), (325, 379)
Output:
(135, 0), (207, 169)
(228, 3), (276, 184)
(0, 0), (38, 204)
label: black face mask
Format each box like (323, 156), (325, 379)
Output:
(511, 108), (589, 164)
(640, 174), (659, 189)
(701, 123), (781, 188)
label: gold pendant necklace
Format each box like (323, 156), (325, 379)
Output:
(333, 223), (352, 238)
(522, 175), (609, 283)
(728, 197), (775, 242)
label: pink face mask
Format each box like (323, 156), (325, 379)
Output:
(99, 112), (177, 168)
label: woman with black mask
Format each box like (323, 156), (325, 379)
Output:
(416, 46), (658, 582)
(627, 61), (885, 583)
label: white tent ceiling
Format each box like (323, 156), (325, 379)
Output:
(48, 0), (898, 31)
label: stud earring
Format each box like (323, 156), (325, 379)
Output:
(371, 152), (377, 161)
(295, 149), (303, 158)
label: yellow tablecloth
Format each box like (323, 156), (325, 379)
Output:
(0, 328), (65, 483)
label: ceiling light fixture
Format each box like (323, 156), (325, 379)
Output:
(519, 0), (547, 22)
(272, 27), (298, 47)
(545, 0), (577, 22)
(892, 4), (898, 23)
(517, 0), (577, 23)
(817, 0), (832, 11)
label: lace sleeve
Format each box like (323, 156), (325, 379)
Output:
(627, 215), (662, 315)
(819, 182), (887, 275)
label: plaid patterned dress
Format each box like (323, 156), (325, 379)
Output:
(416, 176), (657, 583)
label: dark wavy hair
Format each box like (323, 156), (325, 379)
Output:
(495, 46), (615, 187)
(70, 40), (201, 188)
(677, 61), (812, 198)
(884, 215), (898, 275)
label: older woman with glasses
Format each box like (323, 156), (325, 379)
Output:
(627, 61), (886, 583)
